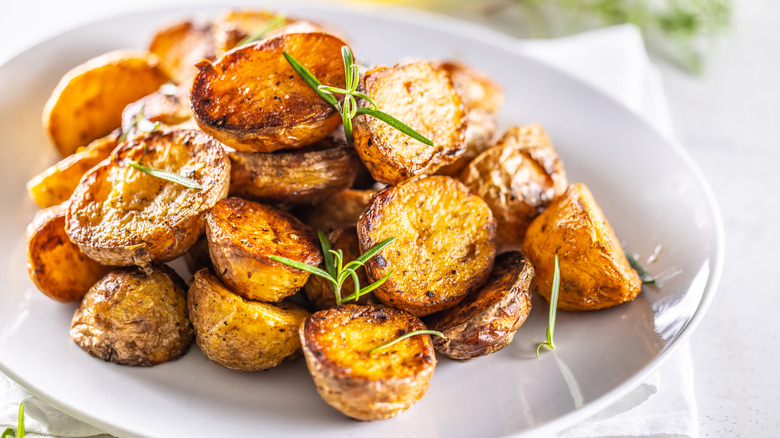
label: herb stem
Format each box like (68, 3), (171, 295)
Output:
(370, 330), (444, 354)
(536, 255), (560, 357)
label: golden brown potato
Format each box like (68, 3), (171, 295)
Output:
(70, 266), (193, 366)
(65, 129), (230, 272)
(460, 124), (568, 250)
(358, 176), (496, 317)
(352, 60), (467, 185)
(205, 197), (322, 302)
(523, 183), (642, 310)
(298, 188), (376, 234)
(303, 226), (378, 310)
(426, 251), (533, 360)
(183, 236), (212, 276)
(27, 131), (119, 208)
(300, 304), (436, 421)
(191, 32), (348, 152)
(121, 82), (194, 140)
(227, 133), (360, 207)
(188, 268), (310, 371)
(148, 20), (216, 84)
(26, 203), (110, 303)
(42, 50), (169, 156)
(212, 10), (291, 56)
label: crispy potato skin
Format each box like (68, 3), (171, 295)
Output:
(149, 20), (216, 84)
(42, 50), (169, 156)
(427, 251), (533, 360)
(298, 188), (376, 234)
(460, 124), (568, 250)
(300, 304), (436, 421)
(26, 203), (110, 303)
(27, 131), (119, 208)
(358, 176), (496, 317)
(205, 197), (322, 302)
(188, 269), (310, 371)
(70, 266), (193, 366)
(523, 183), (642, 310)
(191, 32), (347, 152)
(65, 129), (230, 271)
(352, 61), (467, 184)
(121, 83), (194, 140)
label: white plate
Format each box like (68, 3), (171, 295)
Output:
(0, 3), (724, 437)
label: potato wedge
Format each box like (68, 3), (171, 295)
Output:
(66, 129), (230, 271)
(205, 197), (322, 302)
(298, 188), (376, 234)
(227, 133), (360, 206)
(460, 124), (568, 250)
(191, 32), (348, 152)
(42, 50), (169, 156)
(26, 203), (110, 303)
(300, 304), (436, 421)
(149, 20), (216, 84)
(27, 131), (119, 208)
(358, 176), (496, 317)
(352, 60), (467, 185)
(523, 183), (642, 310)
(70, 265), (193, 366)
(188, 269), (310, 371)
(427, 251), (533, 360)
(121, 82), (194, 140)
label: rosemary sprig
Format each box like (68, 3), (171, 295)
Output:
(283, 47), (434, 146)
(236, 14), (287, 47)
(124, 143), (203, 190)
(537, 255), (560, 357)
(271, 231), (396, 306)
(1, 402), (24, 438)
(118, 103), (160, 143)
(624, 249), (656, 284)
(370, 329), (445, 354)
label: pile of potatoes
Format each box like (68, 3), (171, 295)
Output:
(25, 9), (643, 421)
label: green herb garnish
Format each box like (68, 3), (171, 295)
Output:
(283, 47), (433, 146)
(1, 402), (24, 438)
(536, 255), (560, 357)
(370, 329), (445, 354)
(236, 14), (287, 47)
(271, 231), (395, 305)
(124, 143), (203, 190)
(118, 103), (161, 143)
(624, 249), (656, 284)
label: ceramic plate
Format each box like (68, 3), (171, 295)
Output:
(0, 2), (723, 437)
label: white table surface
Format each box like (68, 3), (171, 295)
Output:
(1, 0), (777, 436)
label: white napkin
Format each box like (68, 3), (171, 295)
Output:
(0, 23), (696, 438)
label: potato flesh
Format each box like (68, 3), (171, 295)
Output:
(149, 20), (216, 84)
(298, 188), (376, 234)
(121, 83), (194, 139)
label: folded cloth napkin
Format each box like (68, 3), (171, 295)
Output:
(0, 23), (696, 438)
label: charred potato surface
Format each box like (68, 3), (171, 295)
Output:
(188, 269), (310, 371)
(65, 129), (230, 271)
(149, 20), (216, 84)
(298, 188), (376, 234)
(523, 183), (642, 310)
(427, 251), (534, 360)
(205, 197), (322, 302)
(301, 304), (436, 421)
(358, 176), (496, 317)
(191, 32), (348, 152)
(70, 266), (193, 366)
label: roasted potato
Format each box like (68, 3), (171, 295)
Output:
(227, 133), (360, 207)
(66, 129), (230, 271)
(300, 304), (436, 421)
(212, 10), (292, 56)
(27, 131), (119, 208)
(523, 183), (642, 310)
(191, 32), (348, 152)
(298, 188), (376, 234)
(183, 236), (212, 276)
(352, 60), (467, 185)
(358, 176), (496, 317)
(426, 251), (533, 360)
(42, 50), (169, 156)
(460, 124), (568, 250)
(205, 197), (322, 302)
(121, 82), (194, 140)
(188, 268), (310, 371)
(70, 266), (193, 366)
(148, 20), (216, 84)
(303, 226), (377, 310)
(26, 203), (110, 303)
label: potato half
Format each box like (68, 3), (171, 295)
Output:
(298, 188), (376, 234)
(460, 124), (568, 250)
(300, 304), (436, 421)
(26, 203), (110, 303)
(205, 197), (322, 302)
(188, 269), (310, 371)
(427, 251), (534, 360)
(358, 176), (496, 317)
(42, 50), (169, 156)
(523, 183), (642, 310)
(191, 32), (348, 152)
(121, 82), (194, 140)
(149, 20), (216, 84)
(70, 266), (193, 366)
(66, 129), (230, 271)
(352, 60), (467, 185)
